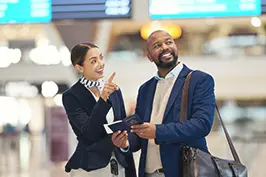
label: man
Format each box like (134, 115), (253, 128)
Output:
(112, 30), (216, 177)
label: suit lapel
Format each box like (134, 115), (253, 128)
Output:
(163, 65), (191, 120)
(144, 78), (158, 122)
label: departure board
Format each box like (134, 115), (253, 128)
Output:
(0, 0), (51, 24)
(149, 0), (261, 19)
(262, 0), (266, 13)
(52, 0), (131, 20)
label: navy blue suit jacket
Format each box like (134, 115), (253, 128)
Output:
(62, 80), (136, 177)
(128, 64), (216, 177)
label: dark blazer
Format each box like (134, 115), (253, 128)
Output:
(127, 64), (216, 177)
(62, 80), (136, 177)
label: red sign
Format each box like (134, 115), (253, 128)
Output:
(47, 106), (69, 162)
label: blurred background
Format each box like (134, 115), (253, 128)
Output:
(0, 0), (266, 176)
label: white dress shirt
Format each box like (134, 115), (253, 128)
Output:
(154, 62), (183, 80)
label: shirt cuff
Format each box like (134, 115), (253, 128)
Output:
(120, 144), (130, 152)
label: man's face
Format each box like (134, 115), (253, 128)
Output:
(146, 31), (178, 69)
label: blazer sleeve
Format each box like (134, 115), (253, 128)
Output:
(115, 88), (141, 154)
(62, 92), (112, 141)
(127, 88), (142, 153)
(117, 88), (127, 119)
(155, 73), (215, 144)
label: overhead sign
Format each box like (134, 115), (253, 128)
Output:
(149, 0), (261, 19)
(0, 0), (51, 24)
(52, 0), (131, 20)
(262, 0), (266, 13)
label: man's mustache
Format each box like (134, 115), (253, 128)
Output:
(159, 51), (174, 60)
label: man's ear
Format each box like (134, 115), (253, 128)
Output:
(74, 64), (83, 73)
(146, 52), (153, 62)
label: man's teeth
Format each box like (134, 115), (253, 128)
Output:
(162, 53), (171, 57)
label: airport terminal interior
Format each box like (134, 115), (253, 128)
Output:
(1, 0), (266, 177)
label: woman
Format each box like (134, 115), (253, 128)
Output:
(62, 42), (136, 177)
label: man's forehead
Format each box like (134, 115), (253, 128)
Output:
(147, 31), (172, 44)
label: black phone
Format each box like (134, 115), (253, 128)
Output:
(110, 158), (119, 175)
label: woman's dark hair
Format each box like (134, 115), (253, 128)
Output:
(70, 42), (98, 66)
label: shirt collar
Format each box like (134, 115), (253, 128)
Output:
(155, 62), (183, 80)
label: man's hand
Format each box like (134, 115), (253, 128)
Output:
(112, 131), (129, 149)
(101, 72), (118, 101)
(131, 123), (156, 139)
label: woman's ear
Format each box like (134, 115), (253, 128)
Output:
(74, 64), (83, 73)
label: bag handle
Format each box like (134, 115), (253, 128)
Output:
(180, 71), (241, 163)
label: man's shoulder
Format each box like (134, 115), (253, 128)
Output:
(138, 77), (156, 92)
(190, 69), (215, 89)
(192, 70), (214, 81)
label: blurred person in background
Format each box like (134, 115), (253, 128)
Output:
(3, 123), (16, 135)
(3, 123), (17, 150)
(112, 30), (216, 177)
(62, 43), (136, 177)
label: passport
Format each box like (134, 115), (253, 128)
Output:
(104, 114), (143, 134)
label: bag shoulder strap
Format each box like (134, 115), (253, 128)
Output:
(180, 71), (241, 163)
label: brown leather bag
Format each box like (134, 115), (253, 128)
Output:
(180, 72), (248, 177)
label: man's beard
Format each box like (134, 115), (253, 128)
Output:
(154, 52), (178, 69)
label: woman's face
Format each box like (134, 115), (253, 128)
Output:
(76, 47), (105, 81)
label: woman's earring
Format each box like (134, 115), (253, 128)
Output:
(79, 67), (84, 73)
